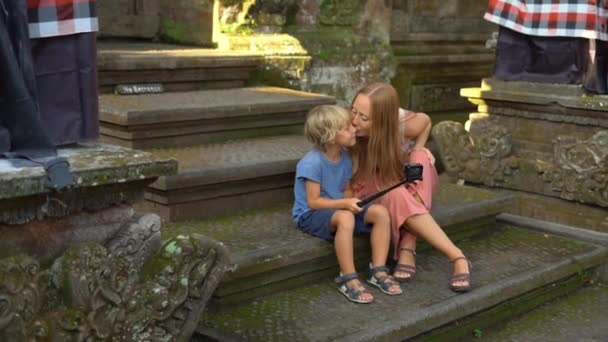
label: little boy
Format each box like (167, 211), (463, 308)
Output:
(292, 105), (402, 303)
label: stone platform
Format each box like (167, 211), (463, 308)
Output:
(433, 78), (608, 209)
(97, 41), (264, 93)
(99, 87), (334, 149)
(193, 215), (607, 341)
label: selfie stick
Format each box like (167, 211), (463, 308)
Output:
(356, 178), (414, 207)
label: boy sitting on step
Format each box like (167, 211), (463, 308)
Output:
(292, 105), (402, 304)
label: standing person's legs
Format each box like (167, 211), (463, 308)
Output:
(585, 39), (608, 94)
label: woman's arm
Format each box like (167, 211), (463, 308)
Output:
(403, 111), (432, 148)
(306, 180), (361, 213)
(403, 111), (435, 163)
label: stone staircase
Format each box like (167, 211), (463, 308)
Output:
(96, 41), (608, 341)
(97, 41), (333, 220)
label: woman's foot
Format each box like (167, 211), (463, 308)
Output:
(450, 256), (472, 292)
(393, 247), (417, 282)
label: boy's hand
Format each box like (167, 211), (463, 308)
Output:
(343, 198), (363, 214)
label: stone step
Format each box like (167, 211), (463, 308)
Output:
(99, 87), (335, 149)
(162, 184), (514, 305)
(194, 221), (608, 341)
(137, 135), (441, 223)
(140, 135), (311, 221)
(476, 282), (608, 341)
(97, 41), (265, 93)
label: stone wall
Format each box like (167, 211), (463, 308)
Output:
(98, 0), (216, 46)
(98, 0), (494, 114)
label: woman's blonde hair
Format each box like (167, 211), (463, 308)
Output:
(350, 83), (404, 187)
(304, 105), (351, 150)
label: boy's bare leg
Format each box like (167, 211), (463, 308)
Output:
(366, 204), (401, 294)
(331, 210), (373, 302)
(405, 213), (470, 287)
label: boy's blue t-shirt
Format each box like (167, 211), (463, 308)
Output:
(292, 148), (352, 223)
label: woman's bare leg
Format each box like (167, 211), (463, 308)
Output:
(394, 229), (417, 280)
(404, 213), (470, 286)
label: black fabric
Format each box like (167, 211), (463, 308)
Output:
(0, 0), (73, 191)
(584, 40), (608, 94)
(493, 26), (589, 84)
(0, 0), (55, 158)
(31, 32), (100, 145)
(0, 126), (10, 153)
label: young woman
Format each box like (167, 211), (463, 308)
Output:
(349, 82), (472, 292)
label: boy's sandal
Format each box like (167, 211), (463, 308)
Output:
(450, 256), (473, 293)
(367, 265), (403, 295)
(393, 247), (417, 283)
(335, 272), (374, 304)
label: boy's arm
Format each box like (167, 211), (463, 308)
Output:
(305, 180), (362, 213)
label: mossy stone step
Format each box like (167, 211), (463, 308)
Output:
(99, 87), (335, 149)
(479, 283), (608, 341)
(97, 41), (264, 93)
(195, 224), (608, 342)
(139, 135), (310, 222)
(163, 184), (513, 304)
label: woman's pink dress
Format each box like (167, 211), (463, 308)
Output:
(352, 111), (439, 260)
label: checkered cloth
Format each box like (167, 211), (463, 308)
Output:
(484, 0), (608, 41)
(27, 0), (97, 39)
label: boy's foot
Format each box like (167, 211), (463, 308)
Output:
(450, 256), (472, 292)
(393, 247), (417, 282)
(335, 273), (374, 303)
(368, 265), (403, 295)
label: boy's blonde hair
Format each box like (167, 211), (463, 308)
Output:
(304, 105), (351, 150)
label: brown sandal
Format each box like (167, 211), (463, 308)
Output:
(393, 248), (417, 283)
(450, 256), (472, 293)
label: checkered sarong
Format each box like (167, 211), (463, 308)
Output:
(27, 0), (97, 39)
(484, 0), (608, 41)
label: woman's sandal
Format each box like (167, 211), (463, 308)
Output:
(393, 247), (417, 283)
(367, 265), (403, 296)
(335, 272), (374, 304)
(450, 256), (473, 293)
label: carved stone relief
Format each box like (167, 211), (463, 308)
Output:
(0, 216), (229, 341)
(433, 119), (608, 208)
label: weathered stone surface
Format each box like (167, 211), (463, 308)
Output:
(141, 135), (311, 221)
(99, 87), (334, 148)
(0, 205), (134, 262)
(163, 183), (513, 303)
(0, 233), (230, 342)
(159, 0), (215, 46)
(433, 79), (608, 208)
(502, 190), (608, 233)
(197, 224), (607, 341)
(0, 144), (176, 224)
(97, 41), (264, 93)
(98, 0), (160, 39)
